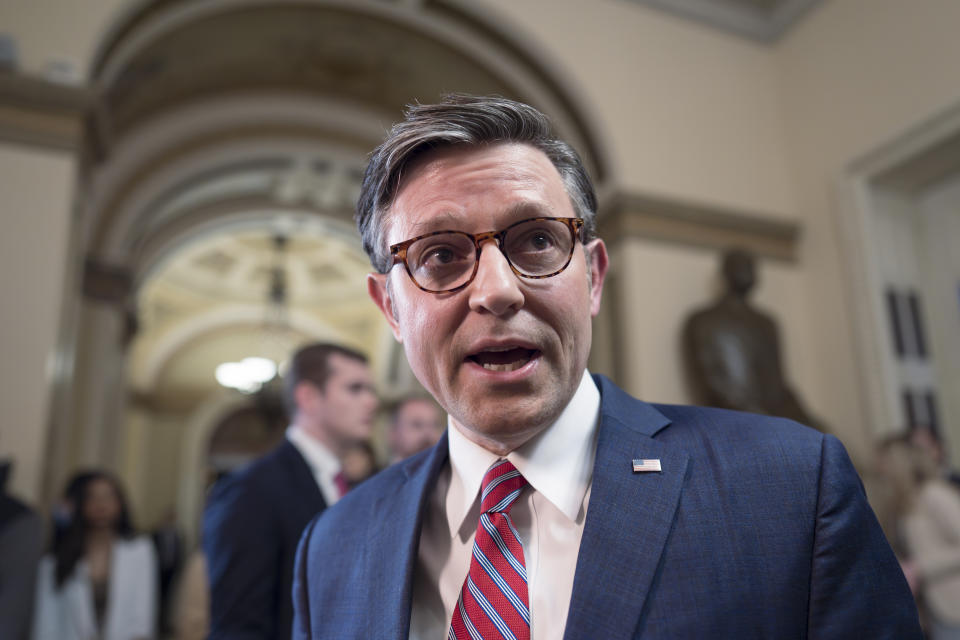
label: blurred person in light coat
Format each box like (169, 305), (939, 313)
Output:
(881, 435), (960, 639)
(32, 471), (157, 640)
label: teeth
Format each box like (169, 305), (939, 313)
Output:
(482, 361), (524, 372)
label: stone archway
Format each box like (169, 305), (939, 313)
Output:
(176, 390), (256, 546)
(45, 0), (612, 512)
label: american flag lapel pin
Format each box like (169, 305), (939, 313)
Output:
(632, 458), (662, 473)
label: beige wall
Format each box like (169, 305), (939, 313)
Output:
(0, 0), (128, 506)
(0, 144), (75, 502)
(919, 177), (960, 464)
(482, 0), (797, 218)
(776, 0), (960, 461)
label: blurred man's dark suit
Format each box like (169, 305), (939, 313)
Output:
(0, 462), (43, 640)
(204, 438), (326, 639)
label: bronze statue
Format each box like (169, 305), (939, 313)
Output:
(682, 248), (827, 432)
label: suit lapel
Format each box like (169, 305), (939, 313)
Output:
(365, 433), (450, 639)
(564, 377), (689, 640)
(280, 439), (327, 515)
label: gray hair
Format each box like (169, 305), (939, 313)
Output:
(356, 94), (598, 273)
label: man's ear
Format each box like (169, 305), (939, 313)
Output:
(368, 273), (402, 341)
(293, 381), (319, 414)
(585, 238), (609, 317)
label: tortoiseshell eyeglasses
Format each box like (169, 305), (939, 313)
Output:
(389, 217), (584, 294)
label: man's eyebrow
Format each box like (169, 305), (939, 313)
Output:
(407, 210), (464, 235)
(504, 201), (553, 219)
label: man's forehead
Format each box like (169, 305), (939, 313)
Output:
(402, 140), (539, 175)
(327, 353), (369, 377)
(384, 142), (567, 238)
(395, 201), (555, 236)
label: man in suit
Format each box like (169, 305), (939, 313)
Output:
(0, 460), (43, 640)
(292, 95), (922, 638)
(204, 342), (378, 639)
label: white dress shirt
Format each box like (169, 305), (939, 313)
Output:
(409, 370), (601, 640)
(286, 426), (344, 506)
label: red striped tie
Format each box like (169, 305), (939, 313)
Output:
(449, 459), (530, 640)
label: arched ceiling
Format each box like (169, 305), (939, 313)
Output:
(146, 223), (371, 307)
(86, 0), (609, 183)
(97, 4), (513, 137)
(129, 222), (381, 409)
(88, 0), (609, 414)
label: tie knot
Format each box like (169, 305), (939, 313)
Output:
(479, 459), (527, 514)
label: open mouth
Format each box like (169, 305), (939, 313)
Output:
(468, 346), (539, 372)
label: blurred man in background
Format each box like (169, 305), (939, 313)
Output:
(388, 396), (444, 463)
(0, 460), (42, 640)
(204, 342), (377, 640)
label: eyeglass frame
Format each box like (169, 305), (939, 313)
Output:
(388, 216), (586, 293)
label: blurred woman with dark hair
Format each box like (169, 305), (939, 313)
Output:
(32, 471), (157, 640)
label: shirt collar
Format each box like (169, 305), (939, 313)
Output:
(286, 425), (342, 479)
(446, 370), (601, 538)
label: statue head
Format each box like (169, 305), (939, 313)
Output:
(721, 248), (756, 296)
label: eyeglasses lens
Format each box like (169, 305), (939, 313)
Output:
(405, 218), (574, 292)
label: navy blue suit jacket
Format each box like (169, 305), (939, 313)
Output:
(293, 375), (921, 638)
(204, 438), (327, 640)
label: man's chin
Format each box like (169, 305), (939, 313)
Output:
(451, 403), (556, 452)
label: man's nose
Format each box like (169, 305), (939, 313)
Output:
(467, 241), (524, 315)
